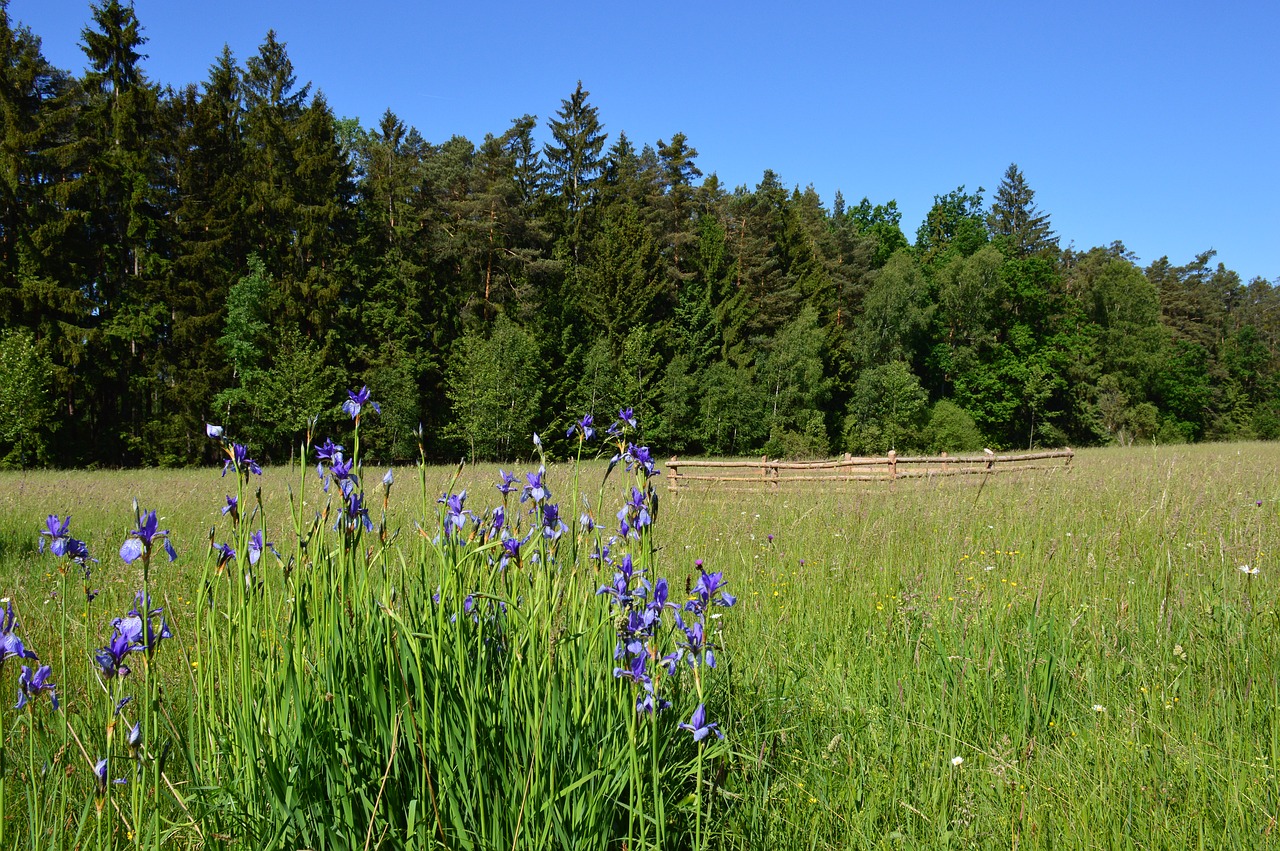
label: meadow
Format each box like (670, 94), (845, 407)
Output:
(0, 431), (1275, 849)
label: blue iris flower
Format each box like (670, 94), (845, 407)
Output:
(679, 704), (723, 742)
(39, 514), (72, 556)
(222, 443), (263, 478)
(0, 602), (37, 669)
(343, 386), (380, 421)
(119, 510), (178, 564)
(248, 530), (278, 566)
(438, 491), (471, 537)
(541, 503), (567, 540)
(315, 438), (344, 463)
(15, 664), (58, 711)
(521, 468), (548, 503)
(567, 414), (596, 442)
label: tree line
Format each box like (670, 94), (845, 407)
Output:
(0, 1), (1276, 467)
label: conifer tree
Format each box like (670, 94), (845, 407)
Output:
(76, 0), (168, 462)
(987, 163), (1057, 258)
(544, 81), (606, 264)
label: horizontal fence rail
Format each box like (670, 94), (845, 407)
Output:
(666, 449), (1074, 491)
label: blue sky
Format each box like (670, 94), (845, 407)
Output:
(12, 0), (1278, 283)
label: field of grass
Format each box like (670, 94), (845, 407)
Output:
(0, 441), (1276, 848)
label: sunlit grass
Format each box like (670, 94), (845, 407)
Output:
(0, 441), (1275, 847)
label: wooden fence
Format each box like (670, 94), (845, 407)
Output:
(665, 449), (1074, 491)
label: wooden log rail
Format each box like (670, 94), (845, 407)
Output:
(665, 449), (1074, 491)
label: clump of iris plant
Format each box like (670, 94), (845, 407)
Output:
(94, 591), (173, 679)
(597, 554), (678, 714)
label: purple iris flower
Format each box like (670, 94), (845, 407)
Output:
(119, 510), (177, 564)
(343, 386), (380, 420)
(95, 621), (137, 679)
(625, 444), (659, 478)
(496, 470), (518, 496)
(205, 423), (224, 440)
(608, 407), (638, 437)
(315, 438), (345, 463)
(63, 537), (93, 563)
(616, 487), (653, 537)
(248, 530), (277, 566)
(651, 577), (673, 611)
(521, 469), (548, 503)
(222, 443), (262, 478)
(675, 615), (714, 668)
(127, 721), (142, 751)
(567, 414), (596, 442)
(344, 492), (373, 533)
(222, 495), (239, 521)
(118, 592), (172, 657)
(636, 680), (670, 715)
(330, 455), (357, 493)
(382, 469), (394, 489)
(438, 491), (471, 537)
(687, 567), (736, 614)
(39, 515), (72, 556)
(214, 543), (236, 568)
(491, 506), (505, 537)
(93, 758), (127, 795)
(597, 554), (642, 607)
(679, 704), (723, 742)
(0, 602), (37, 668)
(541, 503), (567, 540)
(614, 652), (648, 683)
(498, 535), (522, 570)
(16, 664), (58, 710)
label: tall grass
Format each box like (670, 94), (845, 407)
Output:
(0, 406), (733, 848)
(0, 439), (1275, 847)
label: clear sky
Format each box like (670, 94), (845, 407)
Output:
(11, 0), (1278, 283)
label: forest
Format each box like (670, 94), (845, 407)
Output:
(0, 1), (1276, 467)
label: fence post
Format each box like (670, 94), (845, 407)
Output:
(887, 449), (897, 481)
(668, 457), (680, 492)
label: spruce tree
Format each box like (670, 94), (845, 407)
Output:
(543, 81), (606, 264)
(987, 163), (1057, 258)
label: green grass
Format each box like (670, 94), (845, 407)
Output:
(0, 442), (1276, 848)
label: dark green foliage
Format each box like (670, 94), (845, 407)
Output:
(843, 361), (929, 454)
(915, 185), (988, 264)
(0, 7), (1274, 466)
(0, 328), (56, 465)
(921, 399), (984, 454)
(445, 315), (542, 461)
